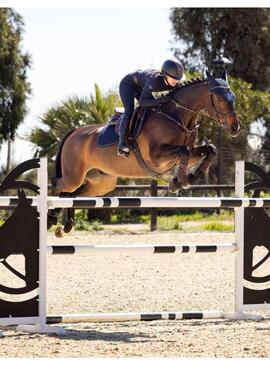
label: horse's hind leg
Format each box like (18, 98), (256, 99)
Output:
(52, 161), (89, 195)
(73, 169), (117, 197)
(57, 171), (117, 237)
(48, 208), (62, 229)
(50, 161), (90, 231)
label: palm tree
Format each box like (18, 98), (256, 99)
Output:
(29, 84), (121, 166)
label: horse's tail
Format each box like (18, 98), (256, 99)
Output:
(48, 129), (77, 233)
(54, 129), (76, 179)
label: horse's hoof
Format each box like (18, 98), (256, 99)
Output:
(182, 182), (191, 190)
(63, 219), (75, 234)
(55, 226), (65, 238)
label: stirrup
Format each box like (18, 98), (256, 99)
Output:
(118, 146), (130, 158)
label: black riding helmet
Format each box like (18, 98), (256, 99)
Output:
(162, 59), (184, 80)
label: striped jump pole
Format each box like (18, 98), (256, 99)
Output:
(47, 243), (236, 255)
(1, 196), (270, 209)
(46, 310), (225, 324)
(47, 196), (270, 209)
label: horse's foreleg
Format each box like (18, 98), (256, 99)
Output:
(188, 144), (217, 185)
(169, 145), (191, 192)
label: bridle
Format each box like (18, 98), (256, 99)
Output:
(209, 85), (239, 128)
(164, 84), (241, 132)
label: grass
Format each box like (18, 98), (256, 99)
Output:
(54, 209), (235, 233)
(75, 219), (104, 231)
(156, 215), (234, 232)
(198, 222), (234, 232)
(110, 210), (233, 224)
(153, 211), (233, 231)
(157, 216), (183, 231)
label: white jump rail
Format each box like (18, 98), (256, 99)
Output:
(47, 243), (236, 254)
(0, 196), (269, 209)
(47, 196), (270, 209)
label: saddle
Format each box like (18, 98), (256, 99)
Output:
(97, 106), (147, 147)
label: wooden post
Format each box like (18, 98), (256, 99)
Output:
(150, 179), (158, 231)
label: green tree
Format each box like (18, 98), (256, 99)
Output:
(0, 8), (31, 171)
(170, 9), (270, 181)
(170, 8), (270, 91)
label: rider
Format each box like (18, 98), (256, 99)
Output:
(117, 59), (184, 157)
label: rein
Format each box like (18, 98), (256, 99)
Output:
(155, 104), (200, 135)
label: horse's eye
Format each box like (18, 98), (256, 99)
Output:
(215, 94), (224, 102)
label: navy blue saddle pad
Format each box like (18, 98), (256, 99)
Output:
(97, 124), (119, 147)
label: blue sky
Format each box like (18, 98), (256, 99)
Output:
(3, 8), (175, 165)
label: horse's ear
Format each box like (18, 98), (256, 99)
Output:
(205, 69), (211, 79)
(205, 69), (215, 81)
(221, 70), (228, 83)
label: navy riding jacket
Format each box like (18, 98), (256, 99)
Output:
(121, 69), (178, 107)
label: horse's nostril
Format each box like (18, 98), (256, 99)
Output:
(232, 123), (239, 132)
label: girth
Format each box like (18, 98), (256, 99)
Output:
(130, 140), (177, 178)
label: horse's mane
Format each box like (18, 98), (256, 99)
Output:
(181, 77), (207, 88)
(173, 77), (207, 93)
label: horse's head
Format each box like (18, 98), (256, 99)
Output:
(206, 70), (241, 137)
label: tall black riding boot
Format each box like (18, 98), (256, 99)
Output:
(118, 114), (130, 157)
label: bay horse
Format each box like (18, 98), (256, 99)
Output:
(48, 70), (241, 236)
